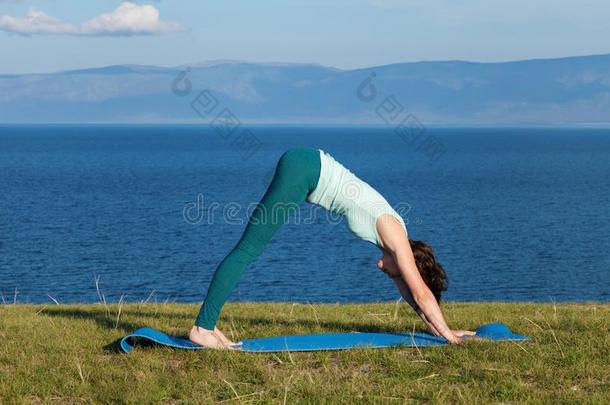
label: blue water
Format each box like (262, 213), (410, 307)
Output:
(1, 125), (609, 305)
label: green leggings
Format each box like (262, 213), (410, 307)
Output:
(195, 147), (321, 329)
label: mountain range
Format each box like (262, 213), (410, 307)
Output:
(2, 54), (610, 124)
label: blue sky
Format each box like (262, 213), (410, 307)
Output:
(1, 0), (610, 74)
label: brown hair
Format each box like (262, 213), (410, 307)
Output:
(409, 239), (448, 302)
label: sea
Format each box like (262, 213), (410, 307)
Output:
(1, 125), (609, 304)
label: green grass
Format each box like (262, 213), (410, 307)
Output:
(1, 302), (608, 403)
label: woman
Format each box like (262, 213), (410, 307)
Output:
(189, 147), (474, 348)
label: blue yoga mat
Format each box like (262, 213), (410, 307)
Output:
(119, 323), (528, 353)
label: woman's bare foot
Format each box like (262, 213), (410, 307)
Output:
(212, 326), (239, 347)
(188, 325), (239, 349)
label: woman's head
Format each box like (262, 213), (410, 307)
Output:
(409, 239), (448, 302)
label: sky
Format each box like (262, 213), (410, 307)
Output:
(1, 0), (610, 74)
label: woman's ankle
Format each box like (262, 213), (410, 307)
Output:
(190, 325), (214, 336)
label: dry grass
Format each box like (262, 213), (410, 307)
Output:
(0, 302), (608, 403)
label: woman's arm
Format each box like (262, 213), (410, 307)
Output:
(393, 247), (458, 343)
(390, 276), (442, 336)
(377, 215), (460, 344)
(378, 249), (441, 335)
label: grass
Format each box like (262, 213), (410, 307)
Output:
(0, 301), (608, 403)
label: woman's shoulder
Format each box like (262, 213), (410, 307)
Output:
(375, 213), (409, 251)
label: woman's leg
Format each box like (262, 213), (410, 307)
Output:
(194, 147), (320, 329)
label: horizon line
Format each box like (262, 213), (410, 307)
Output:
(2, 51), (610, 76)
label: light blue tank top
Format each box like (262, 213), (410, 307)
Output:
(306, 149), (406, 247)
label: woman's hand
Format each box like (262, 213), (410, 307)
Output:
(445, 330), (477, 344)
(452, 329), (476, 338)
(445, 332), (461, 344)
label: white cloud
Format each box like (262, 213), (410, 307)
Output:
(0, 9), (78, 35)
(81, 2), (183, 36)
(0, 2), (183, 36)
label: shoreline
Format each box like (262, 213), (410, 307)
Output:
(2, 300), (609, 306)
